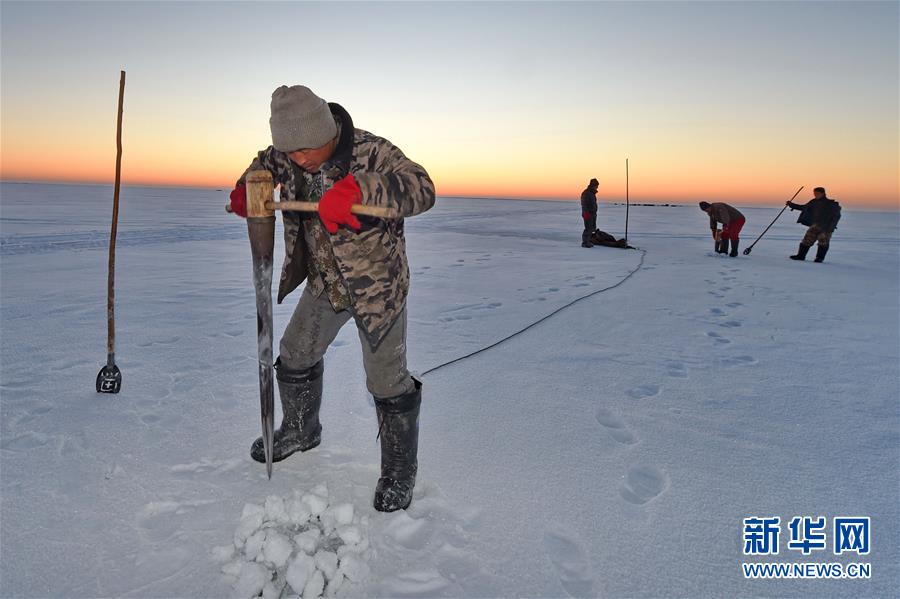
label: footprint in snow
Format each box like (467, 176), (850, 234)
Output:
(721, 355), (757, 366)
(706, 331), (730, 344)
(383, 510), (432, 550)
(542, 528), (595, 597)
(379, 568), (451, 597)
(434, 543), (504, 597)
(626, 384), (660, 399)
(438, 315), (472, 322)
(666, 362), (688, 378)
(57, 430), (88, 456)
(595, 408), (638, 445)
(709, 307), (725, 316)
(1, 431), (52, 451)
(620, 464), (669, 505)
(719, 320), (742, 328)
(137, 499), (214, 543)
(726, 302), (743, 308)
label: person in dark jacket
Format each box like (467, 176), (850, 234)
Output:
(787, 187), (841, 263)
(699, 201), (745, 257)
(580, 178), (599, 248)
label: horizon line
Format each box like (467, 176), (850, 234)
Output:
(1, 178), (897, 211)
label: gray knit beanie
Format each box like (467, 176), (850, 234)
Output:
(269, 85), (337, 152)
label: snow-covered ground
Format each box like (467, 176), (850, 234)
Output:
(1, 182), (897, 598)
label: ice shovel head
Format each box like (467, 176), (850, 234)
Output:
(743, 247), (752, 255)
(96, 362), (122, 393)
(248, 216), (276, 479)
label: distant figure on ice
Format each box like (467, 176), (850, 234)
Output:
(786, 187), (841, 263)
(581, 178), (599, 247)
(228, 85), (435, 511)
(699, 201), (745, 257)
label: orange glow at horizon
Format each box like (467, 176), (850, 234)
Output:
(3, 98), (897, 208)
(3, 154), (899, 209)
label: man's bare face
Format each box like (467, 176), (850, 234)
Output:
(814, 190), (825, 200)
(287, 137), (337, 173)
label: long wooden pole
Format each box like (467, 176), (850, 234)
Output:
(107, 70), (125, 365)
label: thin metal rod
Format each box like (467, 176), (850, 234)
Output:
(745, 186), (804, 250)
(625, 158), (630, 242)
(107, 70), (125, 363)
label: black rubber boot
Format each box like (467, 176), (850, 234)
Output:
(790, 244), (811, 261)
(718, 238), (730, 255)
(251, 358), (323, 463)
(373, 379), (421, 512)
(814, 245), (829, 263)
(729, 239), (739, 257)
(581, 241), (593, 248)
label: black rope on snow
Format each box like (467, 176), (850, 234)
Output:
(419, 248), (648, 377)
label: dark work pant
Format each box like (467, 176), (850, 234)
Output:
(802, 225), (832, 248)
(279, 286), (415, 399)
(582, 212), (597, 244)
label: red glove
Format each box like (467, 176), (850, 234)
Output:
(319, 175), (362, 234)
(583, 211), (589, 220)
(229, 183), (247, 218)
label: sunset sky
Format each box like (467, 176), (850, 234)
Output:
(1, 1), (898, 207)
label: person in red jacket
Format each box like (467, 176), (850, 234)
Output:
(699, 202), (746, 257)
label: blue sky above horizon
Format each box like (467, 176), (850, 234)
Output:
(1, 1), (898, 207)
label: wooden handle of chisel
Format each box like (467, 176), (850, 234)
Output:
(227, 170), (400, 219)
(226, 200), (400, 219)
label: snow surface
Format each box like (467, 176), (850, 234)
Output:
(1, 181), (898, 597)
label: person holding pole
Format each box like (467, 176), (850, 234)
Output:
(786, 186), (841, 263)
(228, 85), (435, 512)
(699, 201), (746, 257)
(581, 178), (600, 248)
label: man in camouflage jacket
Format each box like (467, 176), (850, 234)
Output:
(787, 186), (841, 263)
(229, 85), (435, 512)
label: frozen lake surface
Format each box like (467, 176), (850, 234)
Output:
(1, 182), (898, 597)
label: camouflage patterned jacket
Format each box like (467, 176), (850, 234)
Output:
(238, 103), (435, 349)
